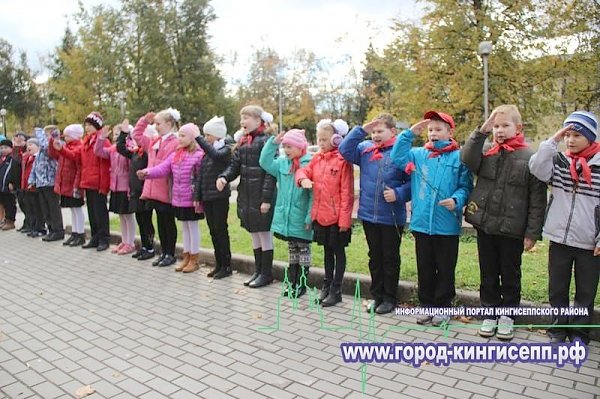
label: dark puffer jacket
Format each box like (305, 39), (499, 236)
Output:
(193, 135), (233, 202)
(116, 131), (148, 200)
(219, 132), (277, 232)
(460, 129), (547, 240)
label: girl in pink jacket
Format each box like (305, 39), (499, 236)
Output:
(138, 123), (204, 273)
(95, 121), (134, 255)
(132, 109), (180, 267)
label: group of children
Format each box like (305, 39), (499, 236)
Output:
(1, 104), (598, 344)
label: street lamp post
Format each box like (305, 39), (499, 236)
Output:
(48, 101), (55, 125)
(478, 41), (493, 121)
(118, 91), (126, 119)
(0, 108), (6, 137)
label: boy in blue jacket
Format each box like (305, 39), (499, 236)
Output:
(340, 113), (411, 314)
(391, 111), (473, 325)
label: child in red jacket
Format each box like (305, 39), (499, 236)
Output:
(296, 119), (354, 307)
(80, 112), (111, 251)
(50, 124), (85, 246)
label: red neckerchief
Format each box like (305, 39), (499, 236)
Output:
(361, 137), (396, 161)
(289, 149), (307, 174)
(566, 142), (600, 187)
(150, 135), (162, 150)
(83, 131), (99, 150)
(239, 124), (265, 146)
(424, 139), (460, 158)
(484, 133), (528, 157)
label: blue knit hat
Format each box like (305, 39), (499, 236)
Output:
(563, 111), (597, 143)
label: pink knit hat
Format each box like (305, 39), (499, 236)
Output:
(64, 124), (84, 139)
(179, 123), (200, 139)
(281, 129), (308, 150)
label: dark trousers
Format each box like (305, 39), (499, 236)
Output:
(0, 192), (17, 222)
(155, 204), (176, 256)
(363, 221), (402, 304)
(23, 191), (44, 231)
(324, 245), (346, 289)
(204, 198), (231, 268)
(135, 209), (155, 250)
(85, 189), (109, 244)
(414, 231), (459, 307)
(548, 242), (600, 344)
(476, 230), (524, 313)
(37, 186), (64, 233)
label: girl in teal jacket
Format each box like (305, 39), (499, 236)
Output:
(260, 129), (313, 298)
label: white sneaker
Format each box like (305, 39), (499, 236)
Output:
(478, 318), (497, 337)
(496, 316), (514, 340)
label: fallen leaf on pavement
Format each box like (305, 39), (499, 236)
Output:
(75, 385), (95, 398)
(252, 313), (262, 319)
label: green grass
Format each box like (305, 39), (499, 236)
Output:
(110, 205), (599, 306)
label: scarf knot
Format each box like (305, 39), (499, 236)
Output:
(424, 139), (460, 158)
(239, 124), (265, 146)
(484, 134), (528, 157)
(566, 142), (600, 187)
(361, 137), (396, 161)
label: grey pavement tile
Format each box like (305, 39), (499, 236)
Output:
(30, 382), (65, 399)
(116, 378), (151, 397)
(524, 386), (567, 399)
(197, 387), (235, 399)
(1, 382), (36, 398)
(41, 369), (73, 386)
(171, 375), (208, 394)
(145, 377), (180, 396)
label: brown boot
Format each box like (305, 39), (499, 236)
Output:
(182, 253), (199, 273)
(1, 221), (15, 231)
(175, 252), (190, 272)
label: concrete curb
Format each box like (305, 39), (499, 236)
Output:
(75, 227), (598, 341)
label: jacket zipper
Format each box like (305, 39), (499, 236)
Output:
(374, 158), (383, 223)
(562, 185), (577, 244)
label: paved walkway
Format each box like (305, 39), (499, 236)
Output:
(1, 230), (599, 399)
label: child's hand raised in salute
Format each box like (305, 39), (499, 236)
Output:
(410, 119), (431, 136)
(551, 124), (573, 143)
(481, 111), (497, 133)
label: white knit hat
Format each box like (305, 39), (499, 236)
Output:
(64, 124), (84, 139)
(203, 116), (227, 139)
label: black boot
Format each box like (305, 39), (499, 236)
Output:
(82, 237), (99, 249)
(249, 250), (273, 288)
(321, 283), (342, 307)
(69, 233), (85, 247)
(295, 266), (309, 298)
(243, 249), (262, 286)
(207, 257), (221, 278)
(213, 265), (232, 279)
(138, 248), (156, 261)
(319, 280), (331, 303)
(283, 264), (299, 297)
(62, 233), (76, 246)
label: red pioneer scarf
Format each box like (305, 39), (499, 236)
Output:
(424, 139), (460, 158)
(238, 124), (266, 147)
(484, 134), (528, 157)
(361, 137), (396, 161)
(566, 142), (600, 187)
